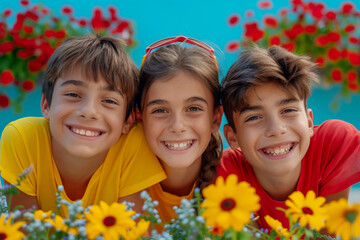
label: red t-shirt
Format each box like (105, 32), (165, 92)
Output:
(217, 120), (360, 231)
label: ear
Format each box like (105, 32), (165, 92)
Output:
(122, 111), (135, 134)
(224, 124), (239, 149)
(307, 108), (314, 137)
(211, 105), (223, 132)
(135, 106), (143, 123)
(40, 94), (50, 120)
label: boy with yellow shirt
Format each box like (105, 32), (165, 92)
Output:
(0, 35), (166, 216)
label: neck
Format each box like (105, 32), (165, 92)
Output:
(160, 159), (202, 197)
(51, 140), (106, 200)
(254, 165), (301, 201)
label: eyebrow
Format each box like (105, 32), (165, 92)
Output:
(240, 98), (299, 114)
(60, 79), (123, 96)
(146, 96), (208, 108)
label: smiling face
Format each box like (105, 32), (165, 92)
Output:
(225, 82), (314, 181)
(41, 67), (130, 163)
(141, 71), (219, 171)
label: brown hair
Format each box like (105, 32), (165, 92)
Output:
(137, 44), (223, 193)
(42, 34), (139, 119)
(222, 45), (319, 130)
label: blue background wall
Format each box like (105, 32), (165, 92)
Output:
(1, 0), (360, 151)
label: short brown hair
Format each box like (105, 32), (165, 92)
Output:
(222, 45), (319, 130)
(42, 34), (139, 119)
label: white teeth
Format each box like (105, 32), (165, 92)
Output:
(165, 141), (192, 150)
(71, 127), (100, 137)
(263, 144), (292, 156)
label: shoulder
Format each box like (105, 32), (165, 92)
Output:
(217, 148), (245, 177)
(1, 117), (49, 138)
(313, 119), (359, 141)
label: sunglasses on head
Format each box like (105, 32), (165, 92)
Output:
(141, 36), (217, 68)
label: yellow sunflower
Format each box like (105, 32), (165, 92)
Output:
(285, 190), (327, 231)
(201, 174), (260, 231)
(85, 201), (136, 240)
(264, 215), (290, 238)
(33, 209), (52, 221)
(45, 215), (79, 235)
(46, 215), (67, 232)
(0, 214), (25, 240)
(122, 219), (150, 240)
(324, 198), (360, 240)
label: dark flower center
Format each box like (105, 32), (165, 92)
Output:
(103, 216), (116, 227)
(345, 210), (357, 224)
(220, 198), (236, 211)
(302, 207), (313, 215)
(0, 233), (7, 240)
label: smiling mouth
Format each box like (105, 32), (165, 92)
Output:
(69, 126), (103, 137)
(164, 140), (193, 150)
(261, 143), (294, 156)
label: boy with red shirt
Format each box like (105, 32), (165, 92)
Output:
(218, 45), (360, 231)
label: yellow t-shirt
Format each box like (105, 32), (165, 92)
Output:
(0, 117), (166, 216)
(147, 182), (195, 230)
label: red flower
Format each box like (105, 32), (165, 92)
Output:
(24, 25), (34, 34)
(55, 29), (66, 39)
(257, 0), (273, 10)
(331, 69), (343, 82)
(327, 47), (341, 62)
(264, 16), (277, 28)
(20, 0), (29, 6)
(0, 41), (14, 54)
(315, 35), (328, 47)
(25, 10), (39, 22)
(344, 24), (355, 33)
(245, 10), (254, 18)
(304, 25), (317, 34)
(308, 2), (325, 19)
(0, 94), (10, 109)
(3, 9), (12, 17)
(108, 6), (118, 21)
(348, 51), (360, 66)
(349, 36), (359, 45)
(45, 29), (56, 38)
(281, 42), (295, 52)
(17, 49), (33, 59)
(244, 22), (263, 42)
(28, 59), (43, 72)
(284, 23), (303, 40)
(0, 69), (14, 86)
(41, 8), (49, 15)
(346, 70), (358, 83)
(61, 6), (73, 15)
(315, 56), (325, 68)
(228, 14), (240, 26)
(341, 2), (354, 14)
(279, 8), (288, 16)
(348, 83), (359, 92)
(327, 32), (340, 43)
(269, 35), (281, 45)
(325, 10), (336, 20)
(226, 41), (240, 52)
(78, 19), (87, 27)
(22, 79), (35, 92)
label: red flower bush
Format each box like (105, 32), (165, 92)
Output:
(226, 0), (360, 109)
(0, 0), (136, 112)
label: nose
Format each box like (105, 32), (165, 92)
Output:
(264, 115), (287, 137)
(77, 97), (100, 120)
(168, 112), (186, 133)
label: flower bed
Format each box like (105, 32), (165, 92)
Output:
(1, 173), (359, 240)
(226, 0), (360, 110)
(0, 0), (136, 112)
